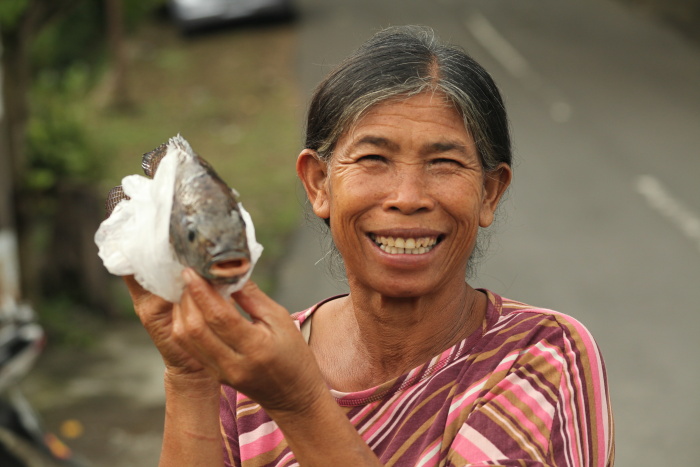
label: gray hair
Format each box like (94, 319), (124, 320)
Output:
(304, 25), (512, 279)
(305, 25), (512, 172)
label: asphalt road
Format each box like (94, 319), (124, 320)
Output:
(274, 0), (700, 464)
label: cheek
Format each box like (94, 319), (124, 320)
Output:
(328, 168), (385, 212)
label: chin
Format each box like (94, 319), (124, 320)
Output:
(370, 281), (434, 299)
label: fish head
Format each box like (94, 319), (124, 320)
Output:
(172, 204), (251, 284)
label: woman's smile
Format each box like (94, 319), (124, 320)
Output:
(369, 233), (440, 255)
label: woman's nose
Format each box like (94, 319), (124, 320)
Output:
(381, 167), (436, 214)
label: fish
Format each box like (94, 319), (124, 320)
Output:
(106, 135), (251, 284)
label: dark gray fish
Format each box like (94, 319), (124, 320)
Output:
(106, 136), (251, 284)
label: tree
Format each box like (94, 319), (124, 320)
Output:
(105, 0), (132, 109)
(0, 29), (21, 307)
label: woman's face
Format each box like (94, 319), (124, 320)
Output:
(303, 92), (511, 298)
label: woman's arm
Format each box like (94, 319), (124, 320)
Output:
(123, 276), (224, 467)
(175, 270), (381, 467)
(160, 371), (223, 467)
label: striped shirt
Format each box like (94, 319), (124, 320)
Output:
(219, 290), (614, 466)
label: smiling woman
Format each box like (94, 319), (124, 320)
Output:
(125, 25), (615, 467)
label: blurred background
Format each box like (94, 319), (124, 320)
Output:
(0, 0), (698, 465)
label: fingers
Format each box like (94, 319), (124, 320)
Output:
(173, 294), (238, 376)
(174, 270), (321, 407)
(231, 280), (290, 324)
(122, 274), (146, 299)
(174, 273), (257, 383)
(179, 269), (257, 356)
(182, 269), (249, 331)
(122, 275), (171, 311)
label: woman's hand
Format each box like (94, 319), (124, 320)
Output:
(123, 276), (212, 384)
(169, 269), (382, 466)
(173, 269), (328, 414)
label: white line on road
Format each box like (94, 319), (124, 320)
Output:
(466, 13), (531, 80)
(635, 174), (700, 253)
(465, 12), (572, 123)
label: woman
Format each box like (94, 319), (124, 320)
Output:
(127, 26), (614, 466)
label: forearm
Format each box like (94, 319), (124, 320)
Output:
(159, 371), (224, 467)
(268, 386), (382, 467)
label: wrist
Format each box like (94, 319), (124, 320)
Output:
(164, 368), (220, 399)
(265, 379), (336, 428)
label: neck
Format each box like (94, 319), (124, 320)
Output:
(318, 278), (485, 390)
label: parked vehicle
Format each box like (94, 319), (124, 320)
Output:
(169, 0), (295, 33)
(0, 301), (87, 467)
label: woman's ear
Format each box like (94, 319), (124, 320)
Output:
(479, 163), (512, 228)
(296, 149), (330, 220)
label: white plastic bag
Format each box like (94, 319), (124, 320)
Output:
(94, 138), (262, 303)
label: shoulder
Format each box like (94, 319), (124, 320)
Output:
(476, 290), (609, 388)
(484, 290), (602, 350)
(290, 294), (348, 325)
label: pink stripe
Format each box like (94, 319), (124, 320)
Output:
(364, 377), (436, 446)
(488, 379), (550, 448)
(452, 437), (489, 461)
(513, 308), (609, 465)
(416, 437), (441, 466)
(559, 315), (607, 464)
(360, 391), (411, 441)
(557, 337), (583, 467)
(445, 376), (490, 426)
(239, 423), (285, 461)
(451, 423), (506, 462)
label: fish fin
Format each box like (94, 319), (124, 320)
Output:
(141, 142), (169, 178)
(105, 185), (130, 218)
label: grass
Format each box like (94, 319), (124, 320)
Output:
(87, 18), (304, 295)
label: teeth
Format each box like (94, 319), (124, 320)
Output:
(372, 235), (438, 255)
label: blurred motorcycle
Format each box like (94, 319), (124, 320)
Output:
(0, 301), (87, 467)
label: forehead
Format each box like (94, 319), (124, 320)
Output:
(337, 93), (472, 149)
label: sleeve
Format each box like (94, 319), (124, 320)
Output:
(446, 314), (614, 467)
(219, 385), (241, 467)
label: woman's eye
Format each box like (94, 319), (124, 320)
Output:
(357, 154), (386, 163)
(432, 158), (462, 166)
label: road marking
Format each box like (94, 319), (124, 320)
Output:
(466, 13), (531, 80)
(465, 12), (573, 123)
(635, 174), (700, 253)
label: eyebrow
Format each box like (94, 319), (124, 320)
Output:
(352, 136), (400, 152)
(352, 136), (469, 156)
(420, 141), (469, 156)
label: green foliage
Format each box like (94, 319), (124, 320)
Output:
(29, 0), (167, 77)
(124, 0), (168, 29)
(20, 0), (167, 192)
(0, 0), (29, 31)
(30, 2), (106, 75)
(24, 65), (104, 192)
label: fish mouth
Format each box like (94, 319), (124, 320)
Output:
(207, 254), (251, 282)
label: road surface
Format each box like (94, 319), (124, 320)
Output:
(274, 0), (700, 464)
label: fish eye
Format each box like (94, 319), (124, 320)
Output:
(187, 229), (196, 242)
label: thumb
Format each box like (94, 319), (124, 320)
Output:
(231, 281), (289, 322)
(122, 275), (170, 308)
